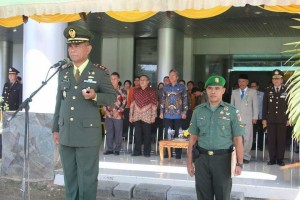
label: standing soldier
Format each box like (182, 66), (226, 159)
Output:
(52, 25), (116, 200)
(231, 74), (258, 164)
(262, 69), (289, 166)
(187, 75), (244, 200)
(2, 67), (23, 111)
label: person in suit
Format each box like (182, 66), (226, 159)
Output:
(262, 69), (288, 166)
(160, 69), (188, 159)
(250, 81), (264, 151)
(2, 67), (22, 111)
(231, 74), (258, 164)
(52, 25), (116, 200)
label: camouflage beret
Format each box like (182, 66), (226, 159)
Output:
(64, 25), (94, 44)
(204, 75), (226, 88)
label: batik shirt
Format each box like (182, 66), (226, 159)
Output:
(104, 87), (127, 119)
(160, 83), (188, 119)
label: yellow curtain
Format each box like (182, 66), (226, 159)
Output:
(106, 11), (157, 22)
(260, 5), (300, 13)
(0, 16), (23, 27)
(175, 6), (232, 19)
(29, 14), (82, 23)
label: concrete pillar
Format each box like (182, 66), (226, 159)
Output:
(0, 41), (12, 90)
(23, 19), (67, 113)
(157, 28), (175, 82)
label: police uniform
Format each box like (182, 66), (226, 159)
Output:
(52, 25), (116, 200)
(188, 76), (244, 200)
(262, 69), (288, 166)
(1, 67), (22, 111)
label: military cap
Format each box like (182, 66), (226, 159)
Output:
(204, 75), (226, 88)
(63, 25), (94, 44)
(8, 67), (19, 74)
(272, 69), (284, 79)
(238, 74), (248, 80)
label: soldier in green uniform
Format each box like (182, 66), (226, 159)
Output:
(52, 25), (116, 200)
(187, 75), (244, 200)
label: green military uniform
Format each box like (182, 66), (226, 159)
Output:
(188, 75), (244, 200)
(52, 25), (116, 200)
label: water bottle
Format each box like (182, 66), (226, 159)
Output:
(179, 127), (183, 138)
(167, 127), (171, 139)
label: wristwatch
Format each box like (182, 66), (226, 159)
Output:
(236, 163), (243, 169)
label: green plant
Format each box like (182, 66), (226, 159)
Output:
(0, 96), (9, 111)
(283, 33), (300, 141)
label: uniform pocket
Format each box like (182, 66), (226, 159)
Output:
(197, 117), (207, 136)
(58, 118), (64, 126)
(217, 119), (231, 136)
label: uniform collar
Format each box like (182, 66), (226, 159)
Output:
(73, 59), (89, 75)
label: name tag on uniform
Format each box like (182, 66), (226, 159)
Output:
(84, 79), (97, 84)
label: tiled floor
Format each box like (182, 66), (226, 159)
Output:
(53, 140), (300, 200)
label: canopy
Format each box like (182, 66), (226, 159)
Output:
(1, 0), (300, 27)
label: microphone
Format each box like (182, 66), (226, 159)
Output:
(50, 58), (71, 69)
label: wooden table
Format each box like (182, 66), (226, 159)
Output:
(159, 139), (189, 160)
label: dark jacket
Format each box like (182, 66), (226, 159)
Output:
(262, 85), (288, 123)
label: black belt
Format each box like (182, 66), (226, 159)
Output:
(198, 147), (231, 156)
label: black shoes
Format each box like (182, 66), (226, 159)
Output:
(267, 160), (276, 165)
(243, 159), (250, 164)
(144, 154), (150, 157)
(114, 151), (120, 156)
(104, 151), (113, 155)
(277, 160), (285, 166)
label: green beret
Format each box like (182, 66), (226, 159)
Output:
(63, 25), (94, 44)
(204, 75), (226, 88)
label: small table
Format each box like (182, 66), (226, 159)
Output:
(159, 139), (189, 160)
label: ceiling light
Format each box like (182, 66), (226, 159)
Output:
(263, 22), (268, 25)
(203, 34), (207, 37)
(124, 26), (128, 29)
(13, 28), (17, 32)
(255, 11), (262, 15)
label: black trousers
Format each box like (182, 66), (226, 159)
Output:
(194, 153), (232, 200)
(267, 123), (287, 161)
(133, 120), (152, 155)
(163, 118), (182, 158)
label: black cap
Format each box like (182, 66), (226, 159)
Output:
(63, 25), (94, 44)
(238, 74), (248, 80)
(8, 67), (19, 74)
(272, 69), (284, 79)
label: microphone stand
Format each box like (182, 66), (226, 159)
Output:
(8, 66), (62, 200)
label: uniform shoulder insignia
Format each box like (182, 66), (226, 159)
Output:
(93, 63), (109, 74)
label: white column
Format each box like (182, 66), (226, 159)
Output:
(0, 41), (11, 90)
(183, 37), (194, 82)
(23, 19), (67, 113)
(157, 28), (175, 82)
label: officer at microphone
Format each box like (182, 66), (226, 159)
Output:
(52, 25), (116, 200)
